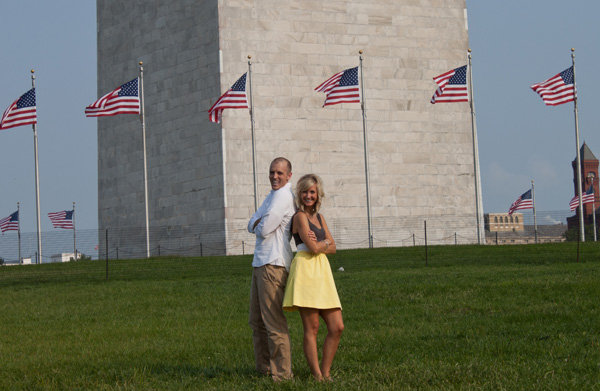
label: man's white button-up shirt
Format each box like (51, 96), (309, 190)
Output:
(247, 182), (295, 270)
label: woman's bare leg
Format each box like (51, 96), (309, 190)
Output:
(299, 307), (323, 381)
(319, 308), (344, 379)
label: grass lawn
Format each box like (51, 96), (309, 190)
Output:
(1, 242), (599, 390)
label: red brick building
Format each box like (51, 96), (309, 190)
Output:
(567, 143), (599, 228)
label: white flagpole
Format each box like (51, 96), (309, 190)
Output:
(17, 202), (21, 264)
(248, 55), (258, 212)
(31, 70), (43, 264)
(594, 198), (598, 242)
(591, 176), (597, 241)
(139, 62), (150, 258)
(467, 50), (485, 244)
(531, 180), (538, 243)
(73, 201), (77, 259)
(571, 48), (585, 242)
(359, 50), (373, 248)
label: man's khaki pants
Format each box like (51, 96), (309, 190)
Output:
(249, 264), (293, 381)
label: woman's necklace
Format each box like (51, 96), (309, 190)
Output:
(307, 212), (319, 227)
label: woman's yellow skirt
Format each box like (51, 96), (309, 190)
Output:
(283, 251), (341, 312)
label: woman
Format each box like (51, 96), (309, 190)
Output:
(282, 174), (344, 381)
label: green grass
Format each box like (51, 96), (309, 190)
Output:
(1, 243), (599, 390)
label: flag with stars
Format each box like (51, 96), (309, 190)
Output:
(569, 184), (595, 211)
(430, 65), (468, 103)
(0, 89), (37, 130)
(508, 189), (533, 215)
(0, 211), (19, 233)
(208, 73), (249, 123)
(530, 66), (575, 106)
(315, 67), (360, 107)
(85, 78), (140, 117)
(48, 210), (74, 229)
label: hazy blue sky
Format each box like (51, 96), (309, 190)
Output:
(0, 2), (97, 231)
(468, 1), (599, 222)
(0, 1), (597, 232)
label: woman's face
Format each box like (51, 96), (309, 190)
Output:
(300, 184), (318, 209)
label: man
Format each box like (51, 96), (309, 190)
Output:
(247, 157), (295, 381)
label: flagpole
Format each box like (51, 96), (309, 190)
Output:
(248, 55), (258, 212)
(359, 50), (373, 248)
(591, 176), (597, 241)
(139, 62), (150, 258)
(467, 49), (484, 245)
(531, 179), (538, 243)
(17, 202), (21, 264)
(571, 48), (585, 242)
(73, 201), (77, 259)
(31, 70), (43, 264)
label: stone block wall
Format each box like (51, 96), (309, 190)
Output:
(218, 0), (476, 251)
(97, 0), (225, 256)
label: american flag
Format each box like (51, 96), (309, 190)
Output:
(530, 66), (575, 106)
(508, 189), (534, 215)
(0, 89), (37, 130)
(208, 73), (248, 123)
(48, 210), (74, 229)
(0, 211), (19, 233)
(430, 65), (468, 103)
(315, 67), (360, 107)
(85, 78), (140, 117)
(569, 185), (595, 211)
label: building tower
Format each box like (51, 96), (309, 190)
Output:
(96, 0), (478, 257)
(568, 143), (599, 228)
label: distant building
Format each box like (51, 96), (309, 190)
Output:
(484, 213), (566, 244)
(567, 143), (599, 229)
(485, 213), (524, 232)
(50, 253), (81, 263)
(2, 257), (32, 266)
(485, 224), (566, 245)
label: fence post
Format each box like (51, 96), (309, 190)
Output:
(242, 241), (245, 255)
(158, 245), (161, 257)
(105, 228), (109, 281)
(200, 243), (203, 257)
(116, 247), (119, 260)
(577, 229), (580, 263)
(424, 220), (428, 266)
(412, 233), (415, 246)
(455, 232), (457, 245)
(495, 231), (498, 245)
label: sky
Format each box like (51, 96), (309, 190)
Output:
(0, 1), (598, 233)
(467, 1), (599, 217)
(0, 2), (97, 231)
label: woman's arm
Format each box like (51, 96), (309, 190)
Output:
(320, 215), (336, 254)
(294, 212), (330, 254)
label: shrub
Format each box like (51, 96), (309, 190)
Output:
(563, 224), (598, 241)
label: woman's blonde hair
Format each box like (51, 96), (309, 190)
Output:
(295, 174), (325, 213)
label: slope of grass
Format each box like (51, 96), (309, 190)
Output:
(1, 243), (599, 390)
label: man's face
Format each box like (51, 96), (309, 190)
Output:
(269, 161), (292, 191)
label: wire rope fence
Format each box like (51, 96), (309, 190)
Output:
(1, 209), (597, 286)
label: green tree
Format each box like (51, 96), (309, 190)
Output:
(563, 224), (597, 241)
